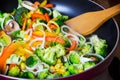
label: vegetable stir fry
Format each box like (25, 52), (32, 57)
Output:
(0, 0), (108, 79)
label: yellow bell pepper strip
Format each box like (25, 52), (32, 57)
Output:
(27, 19), (35, 29)
(0, 42), (18, 73)
(0, 31), (11, 46)
(32, 31), (57, 37)
(40, 0), (47, 7)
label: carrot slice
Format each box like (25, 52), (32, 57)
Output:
(31, 13), (46, 20)
(45, 4), (54, 8)
(22, 18), (27, 30)
(49, 24), (57, 30)
(0, 42), (18, 73)
(33, 1), (40, 7)
(45, 13), (50, 22)
(68, 40), (77, 51)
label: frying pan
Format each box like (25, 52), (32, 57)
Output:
(0, 0), (119, 80)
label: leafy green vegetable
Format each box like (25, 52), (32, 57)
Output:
(14, 7), (28, 26)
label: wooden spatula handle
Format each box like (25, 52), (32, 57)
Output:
(100, 3), (120, 19)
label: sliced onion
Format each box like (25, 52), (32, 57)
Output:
(44, 7), (52, 15)
(64, 33), (79, 47)
(29, 38), (44, 51)
(33, 22), (52, 32)
(39, 30), (46, 48)
(4, 19), (20, 34)
(21, 1), (37, 11)
(25, 61), (45, 75)
(47, 20), (59, 30)
(84, 42), (93, 53)
(24, 29), (33, 41)
(4, 65), (9, 75)
(61, 25), (86, 44)
(80, 53), (104, 64)
(0, 43), (4, 56)
(1, 15), (14, 30)
(1, 17), (6, 30)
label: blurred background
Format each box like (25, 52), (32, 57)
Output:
(93, 0), (120, 80)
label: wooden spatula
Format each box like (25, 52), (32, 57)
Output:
(65, 3), (120, 36)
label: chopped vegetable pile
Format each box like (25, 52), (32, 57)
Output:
(0, 0), (108, 79)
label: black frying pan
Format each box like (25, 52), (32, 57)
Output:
(0, 0), (119, 80)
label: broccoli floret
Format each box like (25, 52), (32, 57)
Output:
(20, 71), (35, 79)
(35, 44), (65, 65)
(35, 48), (57, 65)
(68, 64), (83, 75)
(47, 73), (59, 79)
(62, 71), (70, 77)
(55, 44), (65, 58)
(25, 56), (39, 68)
(83, 61), (96, 70)
(38, 70), (49, 79)
(53, 10), (68, 26)
(68, 65), (78, 74)
(90, 35), (108, 57)
(8, 66), (20, 77)
(78, 43), (92, 56)
(14, 7), (28, 26)
(69, 51), (80, 64)
(55, 15), (68, 26)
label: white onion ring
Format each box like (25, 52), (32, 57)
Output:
(33, 22), (52, 32)
(4, 19), (20, 34)
(1, 14), (14, 30)
(44, 7), (52, 15)
(80, 53), (104, 64)
(21, 1), (37, 11)
(29, 38), (44, 51)
(24, 29), (33, 41)
(61, 25), (86, 44)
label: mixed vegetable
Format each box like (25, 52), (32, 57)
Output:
(0, 0), (108, 79)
